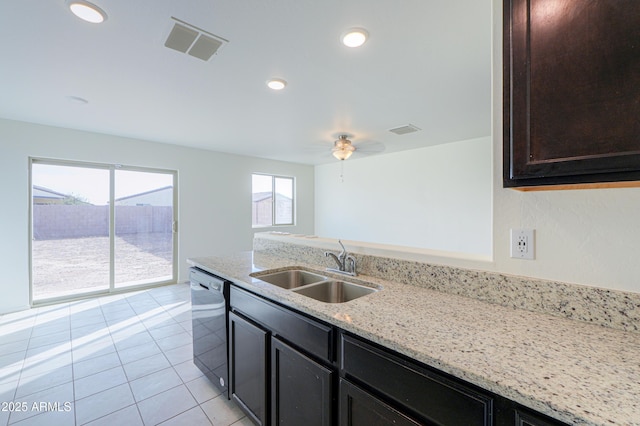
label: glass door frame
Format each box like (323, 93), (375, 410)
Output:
(29, 157), (178, 306)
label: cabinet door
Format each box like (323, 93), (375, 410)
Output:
(271, 337), (333, 426)
(229, 311), (268, 426)
(339, 379), (423, 426)
(503, 0), (640, 187)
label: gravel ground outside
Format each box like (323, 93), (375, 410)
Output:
(32, 233), (173, 299)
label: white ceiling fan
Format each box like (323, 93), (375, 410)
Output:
(308, 133), (385, 162)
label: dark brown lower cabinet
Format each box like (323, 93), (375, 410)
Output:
(228, 311), (268, 426)
(339, 378), (423, 426)
(229, 286), (336, 426)
(340, 333), (492, 426)
(229, 284), (570, 426)
(271, 337), (334, 426)
(339, 332), (571, 426)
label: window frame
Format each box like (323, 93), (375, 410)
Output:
(29, 157), (178, 305)
(251, 173), (295, 228)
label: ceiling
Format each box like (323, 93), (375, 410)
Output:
(0, 0), (491, 165)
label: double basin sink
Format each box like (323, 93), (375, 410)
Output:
(250, 269), (378, 303)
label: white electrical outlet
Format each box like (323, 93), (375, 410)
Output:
(510, 229), (535, 260)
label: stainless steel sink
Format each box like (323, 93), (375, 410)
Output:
(251, 268), (379, 303)
(251, 269), (327, 289)
(292, 280), (377, 303)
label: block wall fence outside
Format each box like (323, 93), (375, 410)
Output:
(33, 205), (173, 240)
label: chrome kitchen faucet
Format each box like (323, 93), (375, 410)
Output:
(325, 240), (357, 276)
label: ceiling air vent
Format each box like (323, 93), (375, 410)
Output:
(164, 17), (228, 61)
(388, 124), (421, 135)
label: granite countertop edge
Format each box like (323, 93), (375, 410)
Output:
(188, 252), (640, 426)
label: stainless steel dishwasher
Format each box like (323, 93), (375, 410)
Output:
(190, 267), (230, 397)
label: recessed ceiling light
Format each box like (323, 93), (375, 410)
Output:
(341, 28), (368, 48)
(267, 79), (287, 90)
(68, 1), (107, 24)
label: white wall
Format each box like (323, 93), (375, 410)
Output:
(314, 137), (492, 256)
(0, 118), (314, 314)
(489, 0), (640, 293)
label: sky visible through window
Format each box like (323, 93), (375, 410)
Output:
(33, 164), (172, 205)
(252, 173), (293, 198)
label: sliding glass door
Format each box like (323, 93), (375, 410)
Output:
(30, 159), (177, 302)
(31, 163), (111, 299)
(114, 169), (174, 288)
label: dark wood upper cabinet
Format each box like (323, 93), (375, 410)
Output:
(503, 0), (640, 189)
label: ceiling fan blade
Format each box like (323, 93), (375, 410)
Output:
(304, 143), (336, 160)
(353, 140), (385, 155)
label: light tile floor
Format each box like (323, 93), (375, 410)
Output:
(0, 284), (254, 426)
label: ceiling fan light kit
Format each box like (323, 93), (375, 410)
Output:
(332, 135), (356, 160)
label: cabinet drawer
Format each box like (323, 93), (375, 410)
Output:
(340, 334), (493, 426)
(515, 408), (569, 426)
(230, 286), (334, 362)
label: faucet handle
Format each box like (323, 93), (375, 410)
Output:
(337, 240), (346, 255)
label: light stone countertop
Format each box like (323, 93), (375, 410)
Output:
(188, 252), (640, 426)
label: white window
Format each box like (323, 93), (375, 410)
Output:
(252, 174), (294, 227)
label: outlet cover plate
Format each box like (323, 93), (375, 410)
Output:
(510, 228), (534, 260)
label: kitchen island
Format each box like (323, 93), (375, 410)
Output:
(189, 250), (640, 426)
